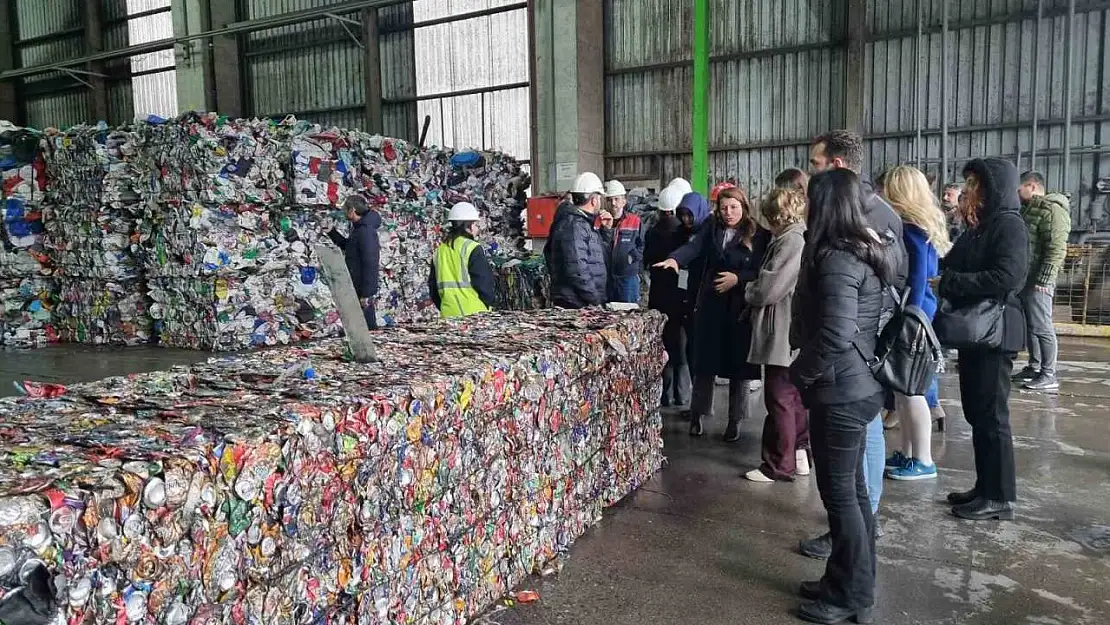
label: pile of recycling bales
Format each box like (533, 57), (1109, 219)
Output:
(43, 124), (153, 346)
(0, 124), (54, 347)
(0, 113), (532, 349)
(0, 308), (665, 625)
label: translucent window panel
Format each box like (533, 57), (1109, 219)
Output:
(126, 0), (171, 13)
(127, 9), (174, 73)
(414, 9), (528, 95)
(418, 94), (484, 151)
(413, 0), (525, 23)
(483, 87), (530, 158)
(132, 70), (178, 119)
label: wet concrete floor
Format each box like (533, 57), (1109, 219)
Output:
(2, 339), (1108, 624)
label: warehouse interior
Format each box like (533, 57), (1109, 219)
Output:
(2, 1), (1110, 625)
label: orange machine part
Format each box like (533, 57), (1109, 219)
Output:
(526, 195), (561, 238)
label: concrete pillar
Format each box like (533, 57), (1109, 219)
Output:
(172, 0), (212, 112)
(531, 0), (605, 194)
(209, 1), (245, 117)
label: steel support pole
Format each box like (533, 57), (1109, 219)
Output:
(1063, 0), (1077, 192)
(941, 0), (950, 187)
(210, 1), (244, 117)
(362, 7), (383, 134)
(915, 0), (924, 169)
(1031, 0), (1043, 171)
(0, 0), (19, 123)
(84, 0), (109, 122)
(692, 0), (710, 194)
(845, 0), (867, 134)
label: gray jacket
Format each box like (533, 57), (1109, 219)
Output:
(745, 222), (805, 367)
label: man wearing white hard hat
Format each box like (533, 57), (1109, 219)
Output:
(544, 172), (609, 308)
(668, 177), (694, 196)
(644, 184), (693, 406)
(428, 202), (497, 318)
(598, 179), (644, 303)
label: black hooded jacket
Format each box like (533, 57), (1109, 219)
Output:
(328, 211), (381, 299)
(939, 158), (1030, 353)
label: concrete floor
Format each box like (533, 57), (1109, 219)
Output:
(2, 340), (1109, 624)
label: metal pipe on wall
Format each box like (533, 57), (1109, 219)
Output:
(941, 0), (949, 187)
(915, 0), (924, 170)
(1031, 0), (1043, 171)
(1063, 0), (1077, 192)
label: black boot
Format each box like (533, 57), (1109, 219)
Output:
(723, 418), (741, 442)
(946, 488), (978, 506)
(797, 601), (873, 624)
(689, 414), (705, 437)
(799, 532), (832, 559)
(799, 580), (823, 600)
(952, 498), (1015, 521)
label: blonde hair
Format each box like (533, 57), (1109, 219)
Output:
(761, 187), (806, 230)
(883, 166), (952, 255)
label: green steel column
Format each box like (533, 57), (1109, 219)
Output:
(691, 0), (710, 194)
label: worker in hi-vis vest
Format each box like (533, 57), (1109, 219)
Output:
(428, 202), (498, 317)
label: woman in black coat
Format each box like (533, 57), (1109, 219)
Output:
(939, 158), (1029, 521)
(789, 169), (894, 625)
(655, 186), (761, 441)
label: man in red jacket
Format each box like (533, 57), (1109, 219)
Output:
(598, 180), (644, 303)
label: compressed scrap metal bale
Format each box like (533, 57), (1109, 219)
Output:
(0, 123), (54, 347)
(41, 124), (152, 346)
(0, 309), (665, 625)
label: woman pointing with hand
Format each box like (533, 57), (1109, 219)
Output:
(654, 187), (764, 440)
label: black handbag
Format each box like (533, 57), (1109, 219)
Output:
(855, 287), (942, 396)
(932, 297), (1006, 350)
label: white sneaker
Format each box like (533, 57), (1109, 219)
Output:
(745, 468), (774, 483)
(796, 450), (811, 476)
(748, 379), (763, 391)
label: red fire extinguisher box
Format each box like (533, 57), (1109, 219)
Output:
(527, 195), (561, 238)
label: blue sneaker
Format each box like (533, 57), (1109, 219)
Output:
(885, 451), (908, 469)
(887, 459), (938, 481)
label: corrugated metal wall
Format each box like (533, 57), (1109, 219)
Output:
(11, 0), (176, 128)
(241, 0), (529, 158)
(604, 0), (1110, 230)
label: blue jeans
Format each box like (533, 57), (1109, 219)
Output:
(926, 378), (939, 409)
(610, 275), (640, 304)
(862, 414), (884, 514)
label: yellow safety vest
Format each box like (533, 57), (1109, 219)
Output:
(433, 237), (490, 318)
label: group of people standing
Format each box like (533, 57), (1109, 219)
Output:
(540, 130), (1058, 625)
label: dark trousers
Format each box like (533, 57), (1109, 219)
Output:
(363, 302), (378, 330)
(810, 393), (884, 610)
(958, 349), (1017, 502)
(691, 373), (749, 422)
(759, 365), (809, 480)
(661, 315), (691, 405)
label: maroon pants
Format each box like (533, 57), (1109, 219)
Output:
(759, 365), (810, 480)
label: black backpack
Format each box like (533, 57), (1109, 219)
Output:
(856, 286), (942, 396)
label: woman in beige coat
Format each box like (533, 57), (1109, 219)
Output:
(744, 187), (810, 482)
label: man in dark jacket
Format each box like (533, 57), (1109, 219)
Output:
(544, 172), (609, 308)
(799, 129), (908, 560)
(939, 157), (1029, 521)
(644, 185), (691, 406)
(599, 180), (644, 303)
(328, 195), (381, 329)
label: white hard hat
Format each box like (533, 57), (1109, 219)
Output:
(658, 186), (684, 212)
(447, 202), (480, 222)
(668, 178), (693, 196)
(571, 172), (605, 195)
(604, 180), (627, 198)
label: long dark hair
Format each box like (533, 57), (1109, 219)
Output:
(804, 169), (895, 284)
